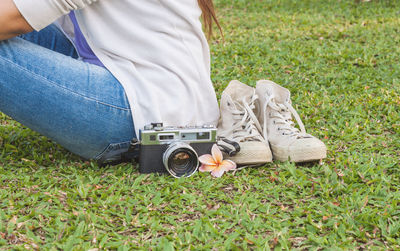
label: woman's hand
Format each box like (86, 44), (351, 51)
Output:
(0, 0), (33, 41)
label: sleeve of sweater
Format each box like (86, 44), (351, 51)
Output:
(12, 0), (98, 31)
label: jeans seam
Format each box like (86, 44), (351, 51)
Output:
(94, 141), (131, 161)
(93, 143), (112, 160)
(0, 56), (131, 111)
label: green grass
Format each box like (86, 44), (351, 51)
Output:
(1, 0), (399, 249)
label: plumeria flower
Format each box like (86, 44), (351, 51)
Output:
(198, 144), (236, 178)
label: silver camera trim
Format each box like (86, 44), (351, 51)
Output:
(158, 133), (176, 142)
(140, 124), (217, 146)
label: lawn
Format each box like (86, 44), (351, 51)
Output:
(1, 0), (399, 249)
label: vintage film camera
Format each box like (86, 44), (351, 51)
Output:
(139, 123), (217, 178)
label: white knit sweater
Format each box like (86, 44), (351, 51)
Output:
(13, 0), (220, 136)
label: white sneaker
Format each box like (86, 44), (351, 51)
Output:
(217, 80), (272, 165)
(255, 80), (327, 162)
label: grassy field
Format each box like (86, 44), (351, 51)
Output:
(1, 0), (399, 249)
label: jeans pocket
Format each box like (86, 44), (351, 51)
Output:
(94, 141), (132, 163)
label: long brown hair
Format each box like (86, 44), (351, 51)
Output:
(197, 0), (223, 38)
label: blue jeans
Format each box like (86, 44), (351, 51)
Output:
(0, 25), (136, 162)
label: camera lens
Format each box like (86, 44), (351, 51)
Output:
(163, 142), (199, 178)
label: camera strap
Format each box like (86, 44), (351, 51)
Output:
(97, 138), (141, 167)
(121, 138), (141, 160)
(217, 137), (241, 156)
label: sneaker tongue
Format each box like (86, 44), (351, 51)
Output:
(224, 80), (255, 104)
(228, 92), (254, 109)
(267, 83), (290, 104)
(232, 91), (254, 105)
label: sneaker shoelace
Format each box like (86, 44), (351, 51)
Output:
(227, 92), (264, 142)
(218, 92), (265, 156)
(218, 91), (265, 153)
(262, 95), (310, 140)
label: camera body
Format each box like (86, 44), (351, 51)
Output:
(139, 123), (217, 177)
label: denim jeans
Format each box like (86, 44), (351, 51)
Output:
(0, 25), (136, 161)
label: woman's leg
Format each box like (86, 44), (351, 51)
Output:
(19, 24), (79, 58)
(0, 28), (136, 161)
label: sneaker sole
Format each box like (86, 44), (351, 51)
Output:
(271, 145), (327, 163)
(226, 153), (273, 165)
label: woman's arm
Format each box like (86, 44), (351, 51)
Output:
(11, 0), (99, 32)
(0, 0), (33, 41)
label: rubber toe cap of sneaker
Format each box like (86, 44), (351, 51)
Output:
(288, 137), (327, 162)
(224, 141), (272, 165)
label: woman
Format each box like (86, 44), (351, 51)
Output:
(0, 0), (221, 162)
